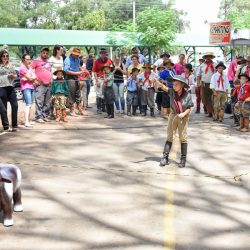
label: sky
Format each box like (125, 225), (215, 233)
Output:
(173, 0), (222, 35)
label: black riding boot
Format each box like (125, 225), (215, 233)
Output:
(132, 106), (137, 116)
(109, 104), (114, 118)
(142, 105), (147, 116)
(101, 99), (106, 112)
(96, 98), (102, 114)
(127, 105), (131, 116)
(178, 143), (187, 168)
(160, 141), (172, 166)
(150, 108), (155, 117)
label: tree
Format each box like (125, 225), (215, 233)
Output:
(218, 0), (250, 29)
(0, 0), (23, 27)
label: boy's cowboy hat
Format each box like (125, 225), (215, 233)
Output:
(164, 59), (174, 66)
(142, 63), (153, 69)
(215, 61), (226, 70)
(70, 47), (82, 56)
(157, 64), (166, 71)
(239, 74), (250, 81)
(101, 64), (113, 71)
(202, 52), (215, 59)
(53, 67), (65, 75)
(172, 75), (189, 89)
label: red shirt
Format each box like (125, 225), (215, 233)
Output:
(239, 84), (250, 101)
(92, 58), (113, 77)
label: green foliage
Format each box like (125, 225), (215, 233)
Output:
(218, 0), (250, 29)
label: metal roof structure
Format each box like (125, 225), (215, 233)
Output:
(0, 28), (143, 47)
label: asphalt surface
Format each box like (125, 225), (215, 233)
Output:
(0, 93), (249, 250)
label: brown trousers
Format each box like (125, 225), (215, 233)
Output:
(202, 82), (213, 114)
(167, 113), (189, 143)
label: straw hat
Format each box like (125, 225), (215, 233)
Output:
(202, 52), (215, 59)
(70, 47), (82, 56)
(53, 67), (65, 75)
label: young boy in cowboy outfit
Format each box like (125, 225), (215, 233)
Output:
(51, 68), (69, 122)
(157, 76), (193, 168)
(235, 74), (250, 132)
(210, 62), (230, 122)
(197, 52), (217, 117)
(126, 68), (140, 116)
(138, 63), (158, 117)
(102, 64), (115, 119)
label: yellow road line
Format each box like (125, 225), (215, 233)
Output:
(164, 140), (178, 250)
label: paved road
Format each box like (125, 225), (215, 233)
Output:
(0, 96), (249, 250)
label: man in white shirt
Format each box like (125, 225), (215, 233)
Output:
(197, 52), (217, 117)
(210, 62), (230, 122)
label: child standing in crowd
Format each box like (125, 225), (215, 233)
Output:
(50, 68), (69, 122)
(19, 54), (38, 127)
(181, 63), (195, 92)
(126, 68), (140, 116)
(155, 64), (166, 114)
(159, 60), (175, 119)
(210, 62), (230, 122)
(231, 79), (241, 127)
(235, 74), (250, 132)
(102, 64), (115, 119)
(78, 60), (91, 110)
(138, 63), (158, 117)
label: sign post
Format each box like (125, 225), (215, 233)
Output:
(209, 21), (231, 45)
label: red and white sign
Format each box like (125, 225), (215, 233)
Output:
(209, 21), (231, 45)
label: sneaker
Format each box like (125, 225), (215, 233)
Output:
(43, 118), (50, 122)
(36, 118), (45, 124)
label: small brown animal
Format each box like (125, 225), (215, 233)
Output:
(0, 164), (23, 227)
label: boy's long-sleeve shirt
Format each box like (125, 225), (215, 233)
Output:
(51, 79), (69, 96)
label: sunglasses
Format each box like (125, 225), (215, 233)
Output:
(2, 55), (9, 58)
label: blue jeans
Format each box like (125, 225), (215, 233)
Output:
(86, 80), (91, 97)
(113, 81), (125, 110)
(23, 88), (35, 105)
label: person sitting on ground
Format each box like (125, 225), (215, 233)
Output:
(126, 68), (140, 116)
(235, 74), (250, 132)
(50, 68), (69, 123)
(19, 54), (38, 127)
(102, 64), (115, 119)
